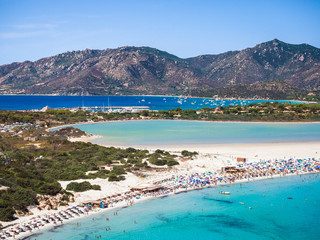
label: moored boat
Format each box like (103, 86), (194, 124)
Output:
(220, 191), (230, 195)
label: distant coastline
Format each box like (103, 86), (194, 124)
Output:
(0, 94), (310, 102)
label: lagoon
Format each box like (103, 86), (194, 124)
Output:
(71, 120), (320, 147)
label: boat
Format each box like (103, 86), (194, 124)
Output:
(219, 191), (230, 195)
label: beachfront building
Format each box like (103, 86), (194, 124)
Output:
(131, 183), (163, 193)
(237, 157), (246, 162)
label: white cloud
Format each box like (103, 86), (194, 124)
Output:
(0, 30), (49, 39)
(14, 23), (58, 30)
(0, 22), (59, 39)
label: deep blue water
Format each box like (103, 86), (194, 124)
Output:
(0, 95), (301, 111)
(25, 173), (320, 240)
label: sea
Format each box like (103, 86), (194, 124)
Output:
(69, 120), (320, 147)
(25, 173), (320, 240)
(0, 95), (302, 111)
(2, 95), (318, 239)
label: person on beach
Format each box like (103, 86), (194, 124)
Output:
(3, 157), (319, 239)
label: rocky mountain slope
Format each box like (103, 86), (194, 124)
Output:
(0, 39), (319, 98)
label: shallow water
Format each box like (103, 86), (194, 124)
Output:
(71, 120), (320, 146)
(25, 173), (320, 240)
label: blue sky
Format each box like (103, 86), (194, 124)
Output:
(0, 0), (319, 65)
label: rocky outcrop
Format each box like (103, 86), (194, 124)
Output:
(37, 194), (74, 211)
(51, 127), (90, 139)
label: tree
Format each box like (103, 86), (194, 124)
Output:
(141, 110), (149, 117)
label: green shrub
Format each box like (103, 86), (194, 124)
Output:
(0, 207), (16, 221)
(92, 184), (101, 190)
(66, 181), (101, 192)
(155, 149), (164, 154)
(9, 186), (38, 209)
(167, 160), (179, 166)
(149, 159), (167, 166)
(38, 182), (62, 195)
(181, 150), (198, 157)
(111, 166), (126, 175)
(108, 174), (125, 182)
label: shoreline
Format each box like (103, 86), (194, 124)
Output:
(3, 120), (320, 239)
(56, 120), (320, 159)
(57, 120), (320, 164)
(6, 171), (320, 240)
(67, 134), (103, 143)
(92, 142), (320, 168)
(2, 135), (320, 239)
(95, 141), (320, 152)
(0, 94), (310, 102)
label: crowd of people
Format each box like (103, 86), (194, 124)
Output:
(1, 157), (319, 239)
(165, 158), (320, 191)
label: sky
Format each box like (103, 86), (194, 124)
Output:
(0, 0), (319, 65)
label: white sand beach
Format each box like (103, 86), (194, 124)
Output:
(2, 137), (320, 239)
(68, 134), (103, 143)
(150, 141), (320, 162)
(60, 140), (320, 215)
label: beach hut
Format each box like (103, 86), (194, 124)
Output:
(131, 183), (162, 193)
(221, 166), (237, 172)
(237, 157), (246, 162)
(181, 158), (191, 162)
(98, 165), (112, 170)
(143, 184), (163, 193)
(0, 185), (9, 191)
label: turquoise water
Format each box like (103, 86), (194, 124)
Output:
(70, 121), (320, 146)
(25, 174), (320, 240)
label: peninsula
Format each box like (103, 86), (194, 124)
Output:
(1, 102), (320, 233)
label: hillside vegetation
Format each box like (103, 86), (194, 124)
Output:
(0, 39), (319, 99)
(1, 102), (320, 125)
(0, 135), (181, 221)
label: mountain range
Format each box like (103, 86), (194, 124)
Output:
(0, 39), (319, 98)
